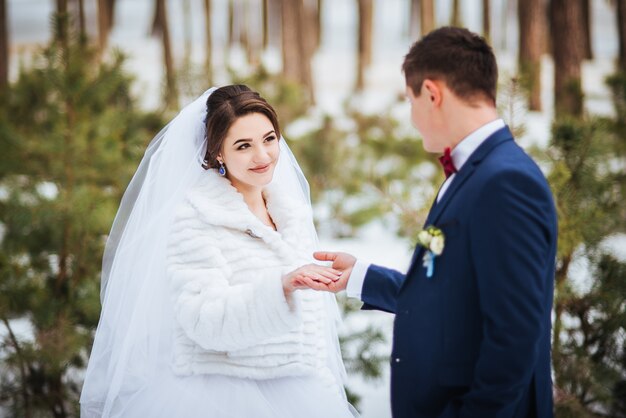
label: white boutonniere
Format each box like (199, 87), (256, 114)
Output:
(415, 226), (445, 278)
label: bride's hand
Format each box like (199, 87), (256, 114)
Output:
(282, 264), (343, 296)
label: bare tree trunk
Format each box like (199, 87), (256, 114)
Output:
(240, 0), (248, 48)
(154, 0), (177, 109)
(1, 318), (31, 417)
(519, 0), (545, 111)
(56, 0), (69, 44)
(98, 0), (111, 54)
(228, 0), (235, 46)
(243, 0), (259, 66)
(451, 0), (461, 27)
(0, 0), (8, 90)
(106, 0), (116, 30)
(182, 0), (192, 66)
(356, 0), (373, 91)
(204, 0), (213, 84)
(619, 0), (626, 72)
(281, 0), (314, 101)
(550, 0), (584, 117)
(306, 0), (322, 52)
(581, 0), (592, 60)
(409, 0), (419, 41)
(315, 0), (323, 50)
(151, 0), (164, 36)
(56, 0), (67, 14)
(420, 0), (435, 36)
(76, 0), (86, 43)
(268, 0), (281, 48)
(281, 0), (298, 80)
(262, 0), (269, 49)
(483, 0), (490, 40)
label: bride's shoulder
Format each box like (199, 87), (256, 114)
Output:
(172, 171), (246, 229)
(182, 171), (236, 207)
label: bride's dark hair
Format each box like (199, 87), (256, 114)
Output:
(202, 85), (281, 170)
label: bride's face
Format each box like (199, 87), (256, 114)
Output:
(218, 112), (280, 190)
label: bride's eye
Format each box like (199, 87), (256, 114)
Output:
(237, 143), (251, 150)
(265, 136), (276, 142)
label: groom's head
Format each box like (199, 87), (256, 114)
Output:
(402, 27), (498, 152)
(403, 27), (497, 106)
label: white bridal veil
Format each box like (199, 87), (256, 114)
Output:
(80, 88), (347, 417)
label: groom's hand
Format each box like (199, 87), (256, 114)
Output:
(313, 251), (356, 293)
(282, 264), (343, 298)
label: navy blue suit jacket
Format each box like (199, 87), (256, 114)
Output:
(361, 127), (557, 418)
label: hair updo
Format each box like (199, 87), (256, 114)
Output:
(202, 85), (281, 170)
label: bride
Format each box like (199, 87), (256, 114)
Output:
(80, 85), (358, 418)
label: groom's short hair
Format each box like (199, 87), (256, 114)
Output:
(403, 27), (497, 106)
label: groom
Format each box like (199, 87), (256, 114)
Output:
(314, 27), (557, 418)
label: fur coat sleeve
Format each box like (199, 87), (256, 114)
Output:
(166, 202), (303, 352)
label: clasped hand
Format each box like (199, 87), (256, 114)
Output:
(281, 252), (356, 295)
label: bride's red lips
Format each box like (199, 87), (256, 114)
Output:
(250, 163), (271, 172)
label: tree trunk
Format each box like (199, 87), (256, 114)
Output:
(76, 0), (86, 43)
(97, 0), (110, 51)
(243, 0), (259, 66)
(240, 0), (248, 47)
(482, 0), (490, 40)
(204, 0), (213, 85)
(551, 253), (572, 388)
(306, 0), (322, 52)
(581, 0), (592, 60)
(155, 0), (177, 109)
(106, 0), (116, 30)
(281, 0), (297, 81)
(1, 318), (31, 418)
(182, 0), (192, 66)
(550, 0), (584, 117)
(262, 0), (269, 49)
(56, 0), (67, 13)
(0, 0), (8, 90)
(451, 0), (461, 27)
(228, 0), (235, 46)
(619, 0), (626, 72)
(56, 0), (69, 44)
(281, 0), (314, 101)
(356, 0), (373, 91)
(315, 0), (323, 50)
(409, 0), (419, 41)
(519, 0), (545, 111)
(420, 0), (435, 36)
(151, 0), (164, 36)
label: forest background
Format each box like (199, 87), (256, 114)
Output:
(0, 0), (625, 417)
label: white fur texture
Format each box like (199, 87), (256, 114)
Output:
(167, 170), (333, 385)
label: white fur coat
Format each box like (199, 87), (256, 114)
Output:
(166, 170), (334, 385)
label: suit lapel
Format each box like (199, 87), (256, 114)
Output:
(404, 127), (515, 281)
(426, 126), (514, 226)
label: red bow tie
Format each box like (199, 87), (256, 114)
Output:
(438, 147), (457, 179)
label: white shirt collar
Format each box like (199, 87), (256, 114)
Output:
(450, 118), (506, 171)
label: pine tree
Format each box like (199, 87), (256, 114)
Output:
(544, 73), (626, 415)
(518, 0), (545, 111)
(0, 18), (162, 416)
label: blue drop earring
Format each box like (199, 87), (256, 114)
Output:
(218, 161), (226, 176)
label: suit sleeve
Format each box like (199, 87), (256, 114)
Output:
(442, 170), (555, 417)
(360, 264), (407, 314)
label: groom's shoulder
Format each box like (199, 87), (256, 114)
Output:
(475, 137), (553, 197)
(482, 137), (544, 178)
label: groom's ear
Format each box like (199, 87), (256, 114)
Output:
(422, 79), (443, 107)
